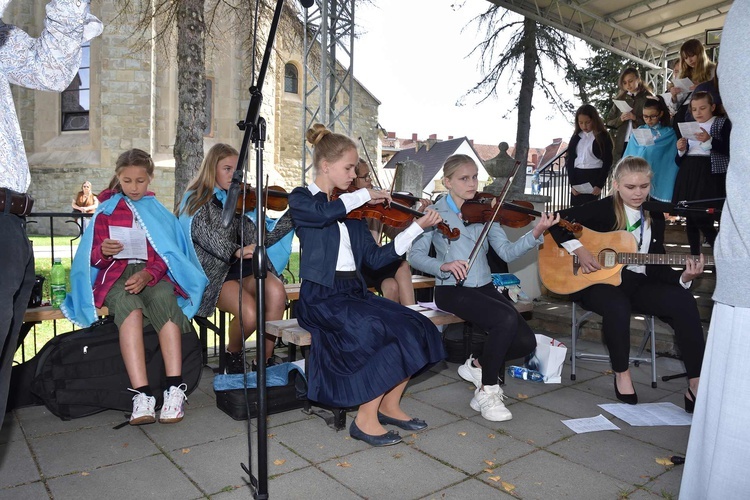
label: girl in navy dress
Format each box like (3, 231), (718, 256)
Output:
(288, 124), (445, 447)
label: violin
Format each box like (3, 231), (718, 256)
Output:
(235, 183), (289, 213)
(331, 187), (460, 241)
(460, 193), (582, 233)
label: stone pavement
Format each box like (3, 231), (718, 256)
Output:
(0, 334), (693, 500)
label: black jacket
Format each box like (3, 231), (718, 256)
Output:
(564, 130), (614, 189)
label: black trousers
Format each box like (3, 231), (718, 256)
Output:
(436, 284), (536, 386)
(577, 269), (705, 377)
(0, 213), (35, 427)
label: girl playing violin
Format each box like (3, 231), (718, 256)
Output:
(409, 154), (559, 422)
(287, 124), (445, 447)
(549, 156), (704, 410)
(178, 144), (294, 373)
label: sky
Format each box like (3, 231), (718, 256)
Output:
(353, 0), (582, 148)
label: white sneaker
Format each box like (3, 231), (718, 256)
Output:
(129, 390), (156, 425)
(159, 383), (188, 424)
(458, 355), (483, 388)
(470, 385), (512, 422)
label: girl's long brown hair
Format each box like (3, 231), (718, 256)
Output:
(179, 143), (239, 216)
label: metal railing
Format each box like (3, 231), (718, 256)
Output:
(535, 147), (611, 213)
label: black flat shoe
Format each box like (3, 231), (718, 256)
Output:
(349, 419), (402, 447)
(684, 388), (696, 414)
(614, 378), (638, 405)
(377, 412), (428, 431)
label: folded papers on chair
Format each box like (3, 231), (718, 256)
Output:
(213, 362), (306, 391)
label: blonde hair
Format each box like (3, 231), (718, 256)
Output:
(306, 123), (356, 172)
(107, 149), (154, 192)
(443, 154), (476, 179)
(679, 39), (715, 84)
(612, 156), (653, 231)
(179, 143), (239, 216)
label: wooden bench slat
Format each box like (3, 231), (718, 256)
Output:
(24, 305), (109, 323)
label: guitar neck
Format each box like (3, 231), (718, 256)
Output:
(617, 253), (715, 266)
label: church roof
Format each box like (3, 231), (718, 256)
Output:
(383, 137), (482, 189)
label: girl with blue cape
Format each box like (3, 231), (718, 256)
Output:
(62, 149), (207, 426)
(624, 96), (679, 202)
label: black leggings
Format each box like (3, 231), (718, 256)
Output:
(578, 269), (705, 377)
(435, 284), (536, 386)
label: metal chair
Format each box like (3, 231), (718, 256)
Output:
(570, 302), (658, 388)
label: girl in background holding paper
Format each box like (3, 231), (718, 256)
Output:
(409, 154), (559, 423)
(549, 156), (705, 411)
(624, 96), (679, 203)
(673, 91), (730, 255)
(62, 149), (208, 426)
(606, 67), (654, 163)
(668, 39), (716, 120)
(565, 104), (614, 207)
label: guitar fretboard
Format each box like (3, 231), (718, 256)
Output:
(617, 253), (715, 266)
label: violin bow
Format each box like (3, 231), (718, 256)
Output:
(457, 161), (522, 287)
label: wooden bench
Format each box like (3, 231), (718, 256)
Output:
(265, 303), (465, 430)
(19, 306), (109, 353)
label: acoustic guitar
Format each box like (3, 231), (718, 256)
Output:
(538, 227), (714, 295)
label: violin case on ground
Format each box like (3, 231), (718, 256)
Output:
(9, 318), (202, 420)
(213, 362), (308, 421)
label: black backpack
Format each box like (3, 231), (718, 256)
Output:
(14, 317), (203, 420)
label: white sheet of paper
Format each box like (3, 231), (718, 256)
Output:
(632, 129), (655, 146)
(599, 402), (693, 426)
(613, 100), (633, 113)
(572, 182), (594, 194)
(109, 226), (148, 260)
(660, 91), (673, 104)
(561, 414), (621, 434)
(678, 121), (706, 141)
(672, 77), (694, 91)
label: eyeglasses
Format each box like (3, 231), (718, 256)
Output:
(642, 114), (660, 119)
(356, 174), (372, 181)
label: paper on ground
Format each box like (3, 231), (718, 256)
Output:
(613, 100), (633, 113)
(632, 129), (655, 146)
(572, 182), (594, 194)
(109, 226), (148, 260)
(678, 121), (706, 141)
(599, 402), (692, 426)
(561, 414), (620, 434)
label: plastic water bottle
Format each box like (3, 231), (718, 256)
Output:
(531, 171), (541, 195)
(507, 365), (544, 382)
(50, 258), (67, 308)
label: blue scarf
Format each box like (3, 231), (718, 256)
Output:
(624, 124), (679, 202)
(245, 208), (294, 274)
(62, 193), (208, 328)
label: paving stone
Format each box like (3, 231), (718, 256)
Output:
(15, 405), (127, 439)
(272, 416), (369, 463)
(486, 401), (576, 448)
(318, 444), (465, 499)
(0, 437), (39, 488)
(412, 419), (535, 475)
(46, 454), (203, 500)
(30, 423), (160, 477)
(417, 477), (516, 499)
(547, 431), (674, 485)
(406, 370), (457, 394)
(493, 449), (630, 499)
(267, 465), (361, 499)
(642, 464), (683, 499)
(570, 370), (673, 403)
(526, 385), (616, 419)
(0, 481), (49, 500)
(0, 415), (22, 444)
(141, 403), (248, 451)
(410, 381), (485, 420)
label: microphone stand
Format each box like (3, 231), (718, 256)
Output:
(225, 0), (288, 497)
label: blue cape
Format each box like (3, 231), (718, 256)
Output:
(62, 193), (208, 328)
(624, 124), (679, 202)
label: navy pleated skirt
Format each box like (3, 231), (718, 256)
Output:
(296, 275), (446, 408)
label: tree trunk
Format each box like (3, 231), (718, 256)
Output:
(512, 18), (538, 196)
(173, 0), (207, 210)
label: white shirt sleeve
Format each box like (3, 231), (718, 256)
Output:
(339, 188), (371, 213)
(393, 222), (424, 256)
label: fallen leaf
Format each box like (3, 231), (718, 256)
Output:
(273, 459), (286, 466)
(487, 433), (496, 439)
(267, 433), (276, 439)
(517, 393), (529, 399)
(484, 460), (495, 466)
(603, 369), (614, 375)
(181, 448), (190, 454)
(122, 443), (129, 448)
(337, 461), (352, 468)
(484, 468), (494, 474)
(458, 432), (467, 437)
(81, 472), (90, 476)
(656, 457), (674, 466)
(488, 475), (501, 482)
(393, 453), (403, 459)
(502, 481), (516, 492)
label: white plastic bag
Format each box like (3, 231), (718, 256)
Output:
(526, 334), (567, 384)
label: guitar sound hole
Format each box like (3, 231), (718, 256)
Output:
(599, 249), (617, 269)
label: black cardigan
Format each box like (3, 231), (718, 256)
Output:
(549, 196), (683, 285)
(564, 130), (614, 190)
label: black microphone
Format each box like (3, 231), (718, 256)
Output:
(642, 200), (718, 215)
(221, 170), (243, 228)
(300, 0), (315, 8)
